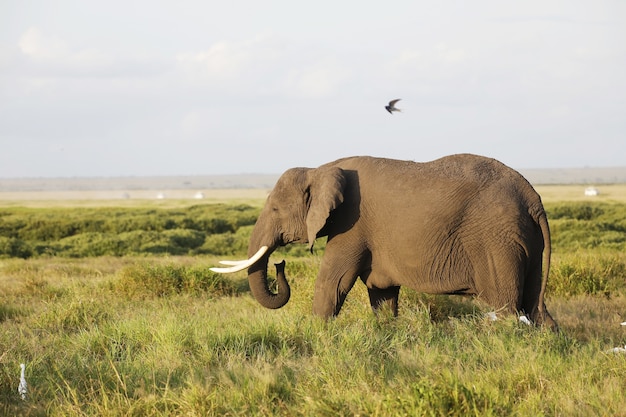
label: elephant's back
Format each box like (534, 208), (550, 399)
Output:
(331, 154), (529, 191)
(428, 154), (544, 211)
(425, 154), (522, 184)
(333, 154), (543, 222)
(330, 154), (523, 183)
(328, 153), (541, 199)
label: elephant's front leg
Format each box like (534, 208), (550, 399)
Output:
(312, 259), (361, 318)
(367, 286), (400, 317)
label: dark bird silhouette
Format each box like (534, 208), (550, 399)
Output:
(385, 99), (402, 114)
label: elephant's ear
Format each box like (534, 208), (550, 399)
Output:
(305, 166), (346, 251)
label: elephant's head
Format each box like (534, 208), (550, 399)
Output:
(211, 165), (346, 310)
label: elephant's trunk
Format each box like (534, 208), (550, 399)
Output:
(247, 255), (290, 309)
(207, 204), (291, 309)
(244, 210), (291, 309)
(210, 242), (290, 308)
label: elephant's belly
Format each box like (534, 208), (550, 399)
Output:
(406, 278), (474, 296)
(367, 260), (475, 296)
(366, 237), (476, 294)
(417, 263), (476, 295)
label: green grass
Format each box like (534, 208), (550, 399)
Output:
(2, 252), (626, 416)
(1, 202), (626, 416)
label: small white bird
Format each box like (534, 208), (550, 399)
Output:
(519, 315), (532, 326)
(385, 99), (402, 114)
(485, 311), (498, 321)
(606, 345), (626, 354)
(18, 363), (27, 400)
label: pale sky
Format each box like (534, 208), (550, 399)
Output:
(1, 1), (625, 177)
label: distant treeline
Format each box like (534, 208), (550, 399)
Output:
(0, 202), (624, 258)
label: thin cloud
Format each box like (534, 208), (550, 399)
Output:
(284, 59), (351, 99)
(16, 27), (165, 79)
(1, 2), (625, 177)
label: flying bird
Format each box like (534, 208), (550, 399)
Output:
(385, 99), (402, 114)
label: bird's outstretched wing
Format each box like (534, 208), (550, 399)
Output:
(388, 99), (401, 106)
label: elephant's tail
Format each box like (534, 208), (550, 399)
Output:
(537, 212), (551, 307)
(534, 209), (558, 331)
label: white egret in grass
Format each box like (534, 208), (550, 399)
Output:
(18, 363), (27, 400)
(606, 345), (626, 354)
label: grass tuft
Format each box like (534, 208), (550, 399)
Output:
(550, 252), (626, 297)
(112, 263), (246, 299)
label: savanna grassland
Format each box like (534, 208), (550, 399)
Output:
(1, 185), (625, 416)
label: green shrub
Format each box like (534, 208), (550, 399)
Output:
(201, 233), (241, 256)
(199, 225), (253, 255)
(163, 229), (205, 250)
(547, 202), (626, 251)
(547, 203), (604, 220)
(549, 254), (626, 297)
(127, 229), (205, 255)
(35, 298), (111, 333)
(55, 232), (126, 257)
(0, 237), (33, 259)
(0, 213), (24, 238)
(0, 204), (261, 258)
(0, 304), (21, 322)
(114, 264), (244, 298)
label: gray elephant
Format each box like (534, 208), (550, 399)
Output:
(212, 154), (557, 330)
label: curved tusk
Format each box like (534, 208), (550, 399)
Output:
(209, 246), (269, 273)
(218, 259), (250, 266)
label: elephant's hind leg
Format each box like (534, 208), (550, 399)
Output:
(367, 286), (400, 316)
(522, 255), (559, 331)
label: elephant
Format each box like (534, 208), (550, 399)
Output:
(211, 154), (558, 330)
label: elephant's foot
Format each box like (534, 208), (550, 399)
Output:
(532, 308), (559, 333)
(312, 300), (342, 319)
